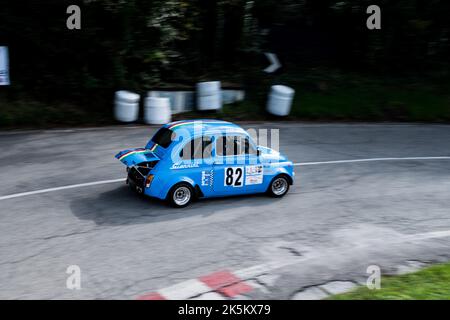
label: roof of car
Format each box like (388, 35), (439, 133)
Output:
(163, 119), (247, 135)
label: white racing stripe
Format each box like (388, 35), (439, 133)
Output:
(1, 156), (450, 201)
(294, 156), (450, 166)
(0, 178), (125, 201)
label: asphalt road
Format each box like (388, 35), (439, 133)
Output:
(0, 122), (449, 299)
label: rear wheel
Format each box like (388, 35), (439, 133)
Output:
(168, 183), (193, 208)
(267, 175), (290, 198)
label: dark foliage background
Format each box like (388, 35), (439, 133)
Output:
(0, 0), (449, 126)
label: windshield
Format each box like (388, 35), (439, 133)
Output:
(150, 127), (174, 149)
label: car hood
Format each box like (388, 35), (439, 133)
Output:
(115, 148), (160, 167)
(258, 146), (288, 162)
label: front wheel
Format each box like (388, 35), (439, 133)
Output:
(267, 175), (290, 198)
(167, 183), (194, 208)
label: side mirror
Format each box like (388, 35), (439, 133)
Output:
(257, 148), (261, 157)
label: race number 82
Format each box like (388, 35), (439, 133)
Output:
(224, 167), (243, 187)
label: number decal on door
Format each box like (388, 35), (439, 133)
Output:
(224, 167), (243, 187)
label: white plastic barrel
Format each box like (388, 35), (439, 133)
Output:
(266, 85), (295, 116)
(115, 90), (140, 103)
(147, 91), (194, 114)
(196, 81), (222, 111)
(144, 97), (171, 124)
(114, 101), (139, 122)
(222, 89), (245, 104)
(197, 81), (220, 95)
(114, 90), (140, 122)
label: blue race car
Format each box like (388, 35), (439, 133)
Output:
(115, 120), (294, 207)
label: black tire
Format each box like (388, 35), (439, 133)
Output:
(267, 175), (290, 198)
(167, 182), (194, 208)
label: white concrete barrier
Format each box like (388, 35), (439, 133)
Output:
(147, 91), (194, 114)
(197, 81), (222, 111)
(266, 85), (295, 116)
(222, 89), (245, 104)
(114, 90), (140, 122)
(144, 97), (171, 124)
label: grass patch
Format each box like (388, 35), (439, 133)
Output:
(330, 262), (450, 300)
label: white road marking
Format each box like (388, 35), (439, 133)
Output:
(406, 230), (450, 241)
(0, 178), (125, 201)
(1, 156), (450, 201)
(294, 156), (450, 166)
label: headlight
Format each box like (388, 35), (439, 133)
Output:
(145, 174), (154, 188)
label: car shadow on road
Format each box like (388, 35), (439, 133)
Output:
(69, 184), (281, 226)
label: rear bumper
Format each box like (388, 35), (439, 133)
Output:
(127, 167), (145, 194)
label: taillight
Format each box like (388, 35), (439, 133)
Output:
(145, 174), (154, 188)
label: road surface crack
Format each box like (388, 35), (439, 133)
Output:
(279, 246), (303, 257)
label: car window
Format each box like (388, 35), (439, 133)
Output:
(151, 127), (174, 148)
(216, 136), (232, 156)
(244, 138), (257, 155)
(216, 135), (256, 156)
(180, 136), (213, 160)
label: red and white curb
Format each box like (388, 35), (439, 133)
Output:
(136, 258), (300, 300)
(137, 270), (254, 300)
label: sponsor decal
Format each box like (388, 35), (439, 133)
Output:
(201, 170), (214, 186)
(171, 163), (200, 170)
(245, 165), (264, 185)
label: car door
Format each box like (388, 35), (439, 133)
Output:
(177, 134), (215, 197)
(213, 134), (263, 196)
(240, 136), (266, 193)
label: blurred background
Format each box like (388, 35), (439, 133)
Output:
(1, 1), (450, 300)
(0, 0), (449, 127)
